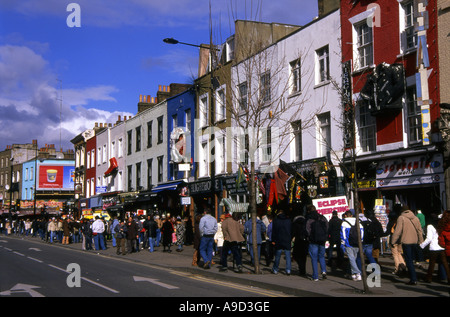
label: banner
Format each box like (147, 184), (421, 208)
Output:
(312, 196), (349, 220)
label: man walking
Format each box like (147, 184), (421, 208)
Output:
(220, 213), (245, 273)
(306, 205), (329, 281)
(391, 205), (424, 285)
(271, 209), (292, 275)
(341, 210), (363, 281)
(199, 207), (218, 269)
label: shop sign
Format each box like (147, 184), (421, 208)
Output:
(188, 179), (222, 195)
(96, 186), (107, 193)
(357, 180), (376, 190)
(376, 153), (443, 188)
(312, 196), (349, 220)
(180, 196), (191, 205)
(223, 176), (247, 194)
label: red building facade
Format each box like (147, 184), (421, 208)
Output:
(340, 0), (445, 213)
(85, 136), (97, 199)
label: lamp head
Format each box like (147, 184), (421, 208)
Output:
(163, 38), (179, 45)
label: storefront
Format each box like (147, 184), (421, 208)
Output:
(375, 152), (445, 215)
(140, 180), (189, 217)
(102, 192), (123, 219)
(188, 178), (222, 217)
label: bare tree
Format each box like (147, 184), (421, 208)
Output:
(221, 24), (326, 274)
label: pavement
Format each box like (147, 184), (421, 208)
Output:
(3, 234), (450, 297)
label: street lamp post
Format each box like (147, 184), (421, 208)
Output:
(9, 158), (14, 217)
(33, 141), (38, 216)
(163, 37), (219, 216)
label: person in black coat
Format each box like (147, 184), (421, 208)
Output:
(161, 216), (174, 253)
(126, 217), (139, 253)
(327, 210), (344, 268)
(143, 215), (158, 252)
(292, 213), (308, 276)
(271, 209), (292, 275)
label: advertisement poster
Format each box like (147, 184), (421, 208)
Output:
(312, 196), (349, 220)
(38, 165), (74, 190)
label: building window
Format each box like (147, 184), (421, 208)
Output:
(147, 159), (153, 188)
(238, 82), (248, 111)
(236, 133), (249, 166)
(127, 130), (132, 155)
(90, 178), (95, 197)
(199, 95), (209, 127)
(118, 138), (123, 157)
(316, 46), (330, 84)
(317, 112), (331, 157)
(355, 21), (373, 70)
(261, 128), (272, 162)
(136, 162), (141, 190)
(292, 120), (302, 161)
(216, 135), (226, 174)
(147, 121), (153, 148)
(406, 86), (421, 144)
(358, 101), (376, 152)
(157, 116), (164, 144)
(97, 147), (101, 166)
(215, 88), (226, 122)
(199, 141), (209, 177)
(157, 156), (163, 183)
(172, 114), (178, 129)
(127, 165), (132, 191)
(86, 179), (90, 198)
(185, 109), (191, 132)
(103, 144), (107, 163)
(118, 171), (123, 191)
(260, 71), (271, 104)
(290, 59), (301, 94)
(401, 0), (417, 51)
(91, 150), (95, 167)
(86, 151), (90, 169)
(135, 126), (141, 152)
(111, 141), (115, 158)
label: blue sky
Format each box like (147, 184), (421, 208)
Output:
(0, 0), (319, 151)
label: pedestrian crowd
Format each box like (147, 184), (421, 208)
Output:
(192, 204), (450, 288)
(1, 205), (450, 288)
(0, 213), (193, 256)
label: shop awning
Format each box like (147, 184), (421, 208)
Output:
(105, 157), (118, 177)
(219, 198), (249, 213)
(151, 181), (184, 193)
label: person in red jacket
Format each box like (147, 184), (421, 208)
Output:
(437, 210), (450, 288)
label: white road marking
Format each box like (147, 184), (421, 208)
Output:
(48, 264), (119, 294)
(133, 276), (179, 289)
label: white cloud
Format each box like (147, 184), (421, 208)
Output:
(0, 43), (130, 151)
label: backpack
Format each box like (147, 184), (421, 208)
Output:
(344, 219), (360, 247)
(310, 215), (328, 244)
(361, 219), (377, 244)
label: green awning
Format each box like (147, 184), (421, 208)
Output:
(219, 198), (249, 213)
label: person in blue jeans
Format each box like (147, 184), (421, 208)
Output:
(391, 206), (424, 285)
(199, 207), (218, 269)
(92, 216), (106, 250)
(306, 205), (329, 281)
(244, 216), (266, 265)
(144, 215), (158, 252)
(271, 209), (292, 275)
